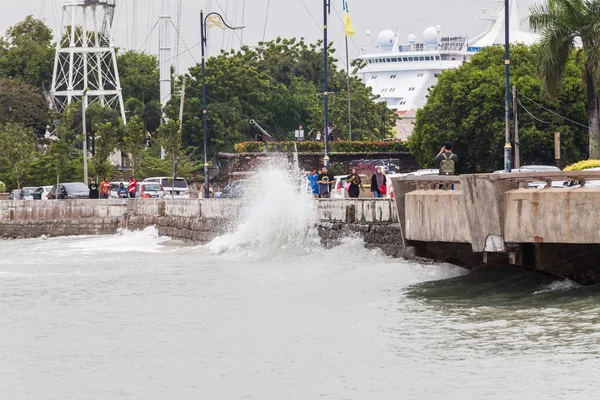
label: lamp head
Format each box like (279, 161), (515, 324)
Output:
(234, 25), (246, 30)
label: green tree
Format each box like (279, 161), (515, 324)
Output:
(49, 103), (81, 186)
(121, 115), (146, 177)
(171, 38), (396, 157)
(0, 16), (55, 89)
(529, 0), (600, 158)
(0, 123), (37, 190)
(116, 50), (160, 105)
(156, 120), (183, 188)
(91, 122), (117, 179)
(0, 78), (50, 137)
(409, 44), (587, 173)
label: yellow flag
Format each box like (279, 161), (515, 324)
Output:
(343, 1), (355, 37)
(344, 12), (355, 37)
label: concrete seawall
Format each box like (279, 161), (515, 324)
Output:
(0, 199), (242, 243)
(0, 198), (406, 258)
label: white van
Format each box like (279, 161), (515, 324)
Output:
(386, 169), (439, 199)
(143, 177), (190, 199)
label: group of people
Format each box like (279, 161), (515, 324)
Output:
(87, 176), (138, 199)
(306, 165), (388, 199)
(306, 141), (458, 199)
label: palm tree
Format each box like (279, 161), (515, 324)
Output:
(529, 0), (600, 158)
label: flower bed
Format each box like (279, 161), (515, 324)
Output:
(563, 159), (600, 171)
(234, 140), (408, 154)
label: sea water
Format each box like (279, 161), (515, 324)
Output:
(1, 164), (600, 399)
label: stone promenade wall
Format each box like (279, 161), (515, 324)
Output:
(315, 199), (414, 259)
(0, 199), (242, 242)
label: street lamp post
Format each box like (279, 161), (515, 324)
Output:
(503, 0), (512, 172)
(200, 11), (245, 198)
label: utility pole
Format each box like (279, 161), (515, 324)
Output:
(513, 86), (520, 169)
(345, 36), (352, 141)
(159, 0), (172, 160)
(323, 0), (330, 168)
(503, 0), (512, 172)
(82, 93), (88, 183)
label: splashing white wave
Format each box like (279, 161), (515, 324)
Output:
(534, 279), (580, 294)
(207, 158), (320, 257)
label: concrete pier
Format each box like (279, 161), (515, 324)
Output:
(392, 171), (600, 284)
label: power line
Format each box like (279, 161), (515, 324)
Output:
(329, 2), (386, 95)
(263, 0), (271, 41)
(518, 92), (589, 129)
(170, 20), (198, 65)
(517, 98), (551, 124)
(138, 21), (159, 52)
(160, 42), (201, 66)
(213, 0), (243, 52)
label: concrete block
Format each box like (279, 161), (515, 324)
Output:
(405, 190), (471, 243)
(461, 174), (518, 252)
(504, 188), (600, 244)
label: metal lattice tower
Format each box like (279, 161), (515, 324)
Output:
(50, 0), (126, 123)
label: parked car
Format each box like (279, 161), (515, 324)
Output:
(7, 187), (37, 200)
(32, 186), (54, 201)
(567, 166), (600, 188)
(22, 187), (38, 200)
(143, 177), (189, 199)
(331, 174), (369, 199)
(215, 180), (247, 198)
(386, 169), (439, 198)
(48, 182), (90, 199)
(494, 165), (566, 188)
(135, 182), (166, 199)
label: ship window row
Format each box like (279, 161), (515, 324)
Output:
(408, 87), (416, 91)
(366, 55), (441, 64)
(390, 74), (397, 79)
(381, 88), (397, 93)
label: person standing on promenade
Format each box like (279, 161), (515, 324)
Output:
(371, 167), (386, 198)
(307, 167), (320, 198)
(434, 142), (458, 175)
(89, 179), (99, 199)
(345, 168), (362, 198)
(99, 177), (111, 199)
(117, 183), (128, 198)
(317, 166), (334, 199)
(128, 176), (137, 198)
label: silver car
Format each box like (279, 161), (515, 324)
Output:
(135, 182), (166, 199)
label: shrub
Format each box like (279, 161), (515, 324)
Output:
(563, 159), (600, 171)
(0, 181), (5, 193)
(234, 140), (408, 154)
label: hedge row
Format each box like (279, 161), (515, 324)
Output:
(563, 159), (600, 171)
(234, 140), (409, 154)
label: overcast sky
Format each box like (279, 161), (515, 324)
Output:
(1, 0), (539, 72)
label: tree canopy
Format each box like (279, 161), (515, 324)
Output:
(529, 0), (600, 159)
(167, 37), (396, 158)
(0, 16), (55, 89)
(409, 44), (588, 173)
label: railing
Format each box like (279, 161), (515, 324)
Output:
(488, 171), (600, 187)
(392, 171), (600, 189)
(395, 175), (460, 190)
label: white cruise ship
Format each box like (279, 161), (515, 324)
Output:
(358, 0), (538, 139)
